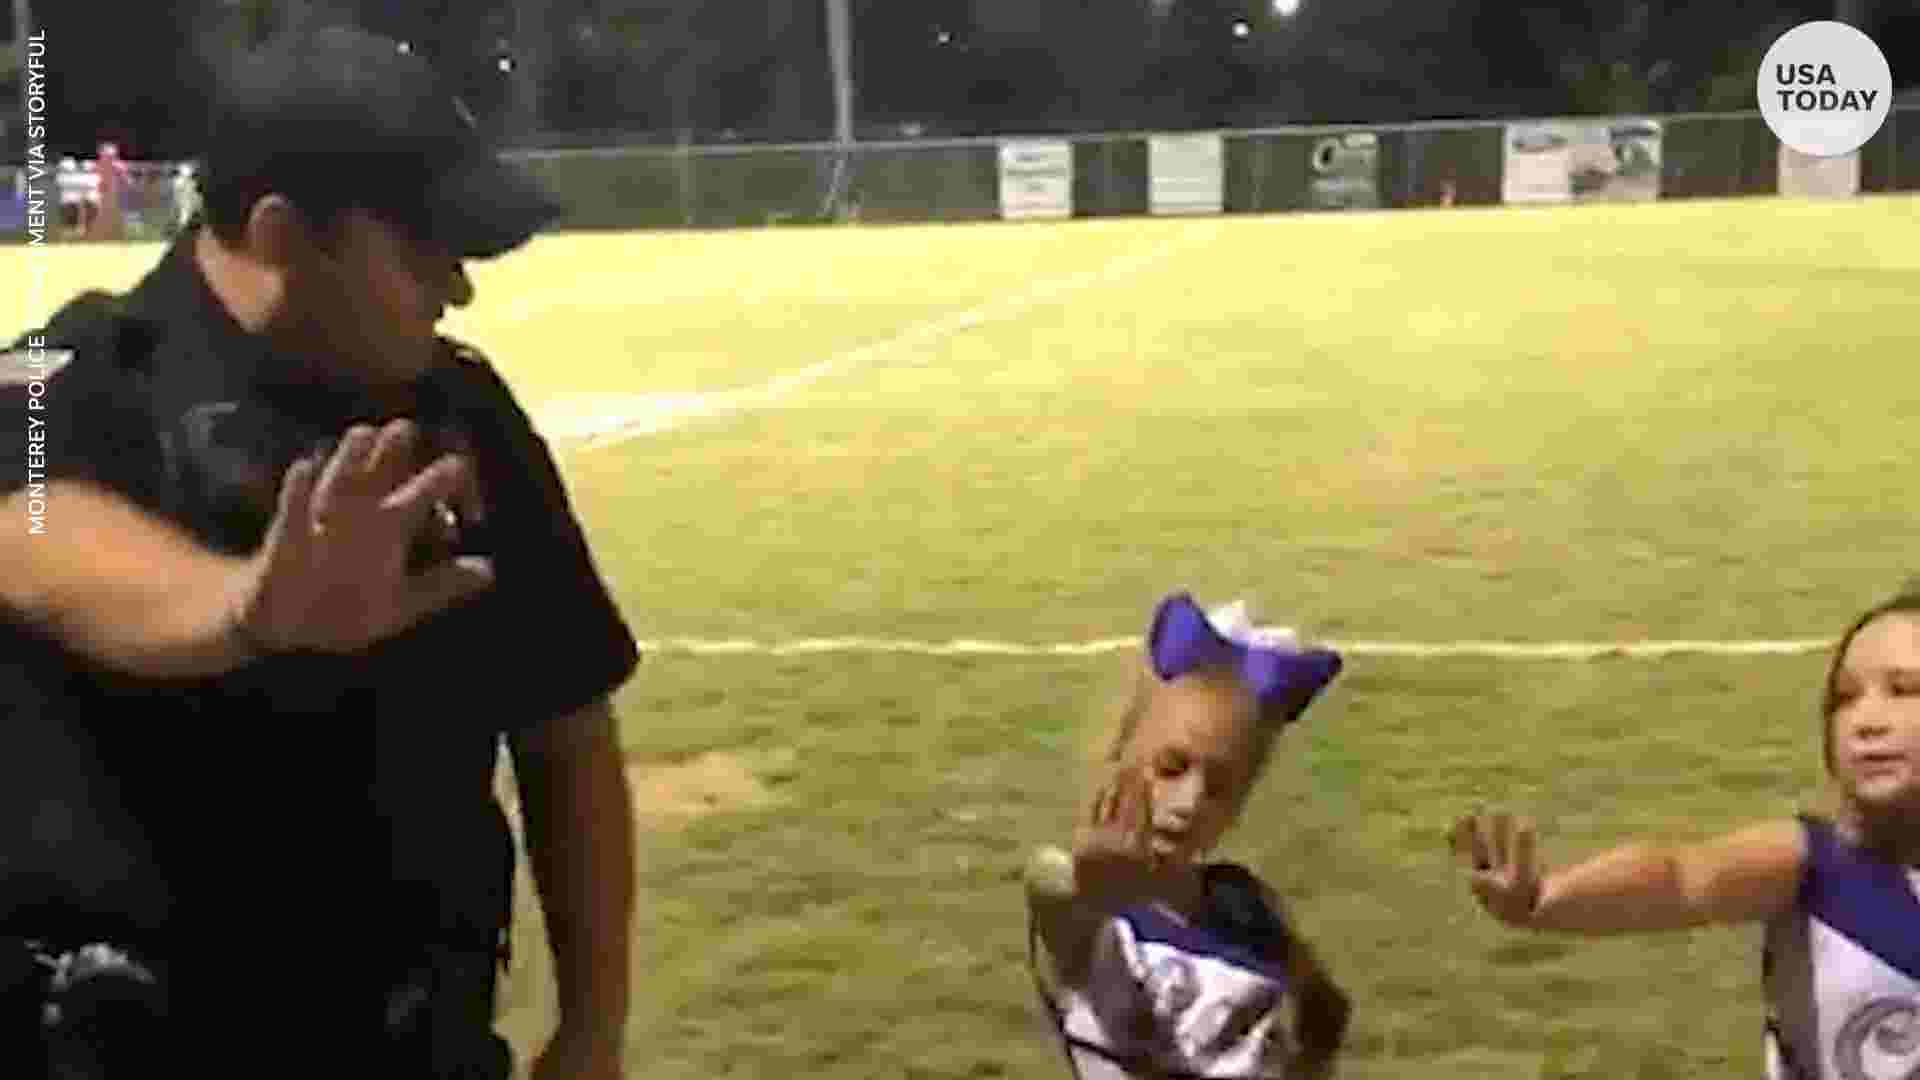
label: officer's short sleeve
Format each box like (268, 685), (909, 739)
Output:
(439, 356), (640, 737)
(0, 331), (168, 509)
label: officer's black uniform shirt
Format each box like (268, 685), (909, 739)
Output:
(0, 235), (639, 997)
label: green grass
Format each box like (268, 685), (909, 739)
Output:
(9, 196), (1917, 1077)
(532, 649), (1823, 1079)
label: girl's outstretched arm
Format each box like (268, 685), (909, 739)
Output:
(1452, 812), (1806, 934)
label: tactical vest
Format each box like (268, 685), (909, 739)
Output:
(1, 289), (182, 945)
(1, 290), (516, 1078)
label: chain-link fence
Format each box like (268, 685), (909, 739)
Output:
(5, 105), (1916, 242)
(509, 105), (1920, 233)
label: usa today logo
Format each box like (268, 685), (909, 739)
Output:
(1758, 21), (1891, 157)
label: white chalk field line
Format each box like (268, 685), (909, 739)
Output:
(525, 223), (1836, 663)
(629, 636), (1837, 660)
(530, 222), (1219, 451)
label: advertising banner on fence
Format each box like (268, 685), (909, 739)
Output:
(1149, 133), (1224, 215)
(1777, 144), (1860, 197)
(1308, 132), (1380, 210)
(998, 139), (1073, 220)
(1601, 119), (1664, 200)
(1502, 119), (1663, 204)
(1503, 123), (1574, 203)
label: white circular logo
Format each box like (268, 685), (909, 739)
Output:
(1758, 21), (1892, 158)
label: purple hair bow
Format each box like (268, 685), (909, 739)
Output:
(1147, 592), (1343, 722)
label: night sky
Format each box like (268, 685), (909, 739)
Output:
(3, 0), (1913, 158)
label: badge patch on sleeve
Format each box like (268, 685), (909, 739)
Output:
(0, 348), (74, 388)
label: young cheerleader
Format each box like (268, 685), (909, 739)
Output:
(1452, 584), (1920, 1080)
(1025, 591), (1352, 1079)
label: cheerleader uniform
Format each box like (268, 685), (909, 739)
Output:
(1032, 863), (1303, 1079)
(1764, 815), (1920, 1080)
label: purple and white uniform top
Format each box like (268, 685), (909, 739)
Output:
(1037, 864), (1300, 1080)
(1764, 816), (1920, 1080)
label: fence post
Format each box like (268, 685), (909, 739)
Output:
(1885, 107), (1893, 193)
(1248, 136), (1267, 212)
(677, 133), (694, 228)
(1732, 116), (1744, 198)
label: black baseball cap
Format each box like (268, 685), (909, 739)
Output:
(201, 25), (562, 259)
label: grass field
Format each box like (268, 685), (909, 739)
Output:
(10, 195), (1920, 1078)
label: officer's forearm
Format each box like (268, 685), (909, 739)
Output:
(0, 483), (259, 679)
(514, 700), (636, 1042)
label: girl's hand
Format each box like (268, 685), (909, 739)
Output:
(1450, 810), (1542, 927)
(1072, 763), (1177, 902)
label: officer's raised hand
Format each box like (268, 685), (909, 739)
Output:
(232, 418), (494, 654)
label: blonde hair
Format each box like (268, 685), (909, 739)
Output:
(1084, 651), (1291, 800)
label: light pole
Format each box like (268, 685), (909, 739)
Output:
(822, 0), (855, 217)
(826, 0), (853, 147)
(1835, 0), (1874, 29)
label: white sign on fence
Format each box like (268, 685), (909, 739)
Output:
(998, 139), (1074, 220)
(1601, 119), (1664, 202)
(1503, 119), (1662, 205)
(1777, 144), (1861, 197)
(1503, 123), (1574, 204)
(1149, 133), (1224, 216)
(1309, 132), (1380, 210)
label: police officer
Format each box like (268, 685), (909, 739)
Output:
(0, 25), (637, 1079)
